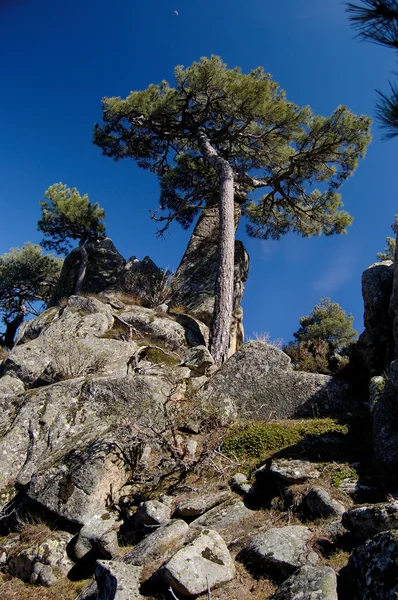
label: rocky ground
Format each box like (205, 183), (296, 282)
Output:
(1, 286), (398, 599)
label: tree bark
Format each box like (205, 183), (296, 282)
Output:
(75, 242), (88, 294)
(197, 131), (235, 363)
(3, 303), (26, 349)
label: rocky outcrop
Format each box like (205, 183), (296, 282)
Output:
(122, 255), (164, 306)
(50, 238), (126, 306)
(203, 341), (352, 419)
(347, 530), (398, 599)
(0, 295), (235, 524)
(170, 202), (249, 357)
(355, 260), (395, 378)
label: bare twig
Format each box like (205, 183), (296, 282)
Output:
(111, 313), (142, 340)
(213, 449), (241, 466)
(207, 577), (212, 600)
(168, 587), (180, 600)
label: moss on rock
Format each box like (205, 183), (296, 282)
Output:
(222, 419), (348, 460)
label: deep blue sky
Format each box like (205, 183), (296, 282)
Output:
(0, 0), (397, 343)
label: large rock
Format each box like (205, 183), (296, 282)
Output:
(0, 368), (178, 521)
(170, 201), (249, 357)
(204, 341), (352, 420)
(356, 261), (395, 378)
(50, 238), (126, 306)
(390, 238), (398, 355)
(342, 502), (398, 540)
(245, 525), (319, 580)
(373, 382), (398, 469)
(0, 297), (137, 387)
(269, 565), (338, 600)
(122, 255), (165, 306)
(160, 529), (235, 596)
(347, 530), (398, 599)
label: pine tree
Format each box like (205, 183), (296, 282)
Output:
(283, 298), (358, 374)
(94, 56), (371, 362)
(377, 214), (398, 260)
(346, 0), (398, 139)
(0, 244), (62, 349)
(38, 183), (106, 294)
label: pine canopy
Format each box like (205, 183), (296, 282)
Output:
(94, 56), (371, 240)
(38, 183), (106, 255)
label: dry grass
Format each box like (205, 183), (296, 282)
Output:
(115, 292), (146, 307)
(0, 573), (88, 600)
(17, 519), (53, 549)
(197, 561), (277, 600)
(246, 331), (285, 349)
(168, 304), (189, 315)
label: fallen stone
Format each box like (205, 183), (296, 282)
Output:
(160, 529), (235, 596)
(190, 498), (253, 541)
(270, 459), (321, 484)
(347, 530), (398, 599)
(74, 513), (119, 560)
(175, 491), (231, 517)
(304, 486), (345, 519)
(342, 502), (398, 540)
(123, 519), (189, 566)
(245, 525), (319, 581)
(134, 500), (172, 527)
(95, 560), (143, 600)
(269, 565), (338, 600)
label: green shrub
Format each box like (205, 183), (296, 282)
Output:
(223, 418), (348, 460)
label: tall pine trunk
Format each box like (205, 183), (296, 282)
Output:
(197, 131), (235, 363)
(75, 242), (88, 294)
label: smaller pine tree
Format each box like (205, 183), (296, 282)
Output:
(283, 298), (357, 375)
(0, 243), (62, 348)
(38, 183), (106, 294)
(377, 214), (398, 261)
